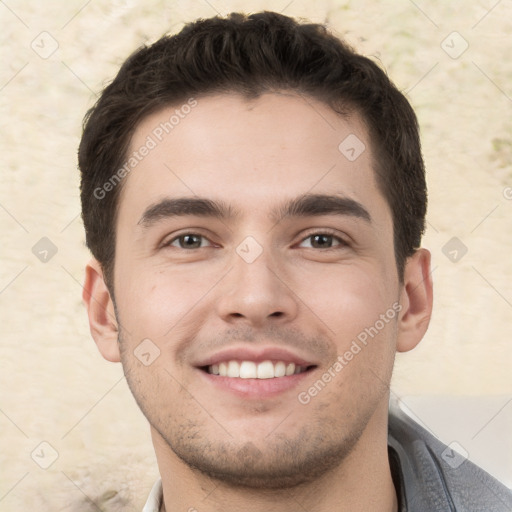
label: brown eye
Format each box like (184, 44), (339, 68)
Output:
(167, 234), (209, 249)
(310, 234), (334, 248)
(299, 233), (346, 249)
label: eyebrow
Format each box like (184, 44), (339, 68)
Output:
(137, 193), (372, 228)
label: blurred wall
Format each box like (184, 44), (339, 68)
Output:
(1, 0), (511, 510)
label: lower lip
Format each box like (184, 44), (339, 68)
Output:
(198, 368), (313, 399)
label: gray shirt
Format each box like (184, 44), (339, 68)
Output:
(388, 400), (512, 511)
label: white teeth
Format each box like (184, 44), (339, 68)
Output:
(207, 360), (308, 378)
(227, 361), (240, 378)
(274, 361), (286, 377)
(257, 360), (275, 379)
(239, 361), (257, 378)
(285, 363), (295, 376)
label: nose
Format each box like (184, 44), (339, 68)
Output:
(215, 243), (299, 328)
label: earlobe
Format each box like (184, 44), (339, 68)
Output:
(396, 248), (434, 353)
(82, 259), (121, 363)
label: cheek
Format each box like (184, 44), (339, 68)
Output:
(114, 263), (222, 343)
(295, 263), (395, 343)
(296, 262), (399, 389)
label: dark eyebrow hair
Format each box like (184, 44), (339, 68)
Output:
(138, 197), (236, 227)
(272, 193), (371, 224)
(138, 193), (371, 228)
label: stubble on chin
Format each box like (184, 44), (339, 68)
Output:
(149, 406), (369, 490)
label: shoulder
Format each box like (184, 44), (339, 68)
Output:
(388, 398), (512, 512)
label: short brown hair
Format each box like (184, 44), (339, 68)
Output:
(79, 11), (426, 289)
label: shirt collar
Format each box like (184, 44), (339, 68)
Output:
(142, 478), (163, 512)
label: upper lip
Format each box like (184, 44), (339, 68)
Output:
(193, 346), (319, 368)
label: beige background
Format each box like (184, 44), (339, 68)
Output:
(1, 0), (511, 510)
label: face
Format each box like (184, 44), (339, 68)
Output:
(104, 92), (415, 488)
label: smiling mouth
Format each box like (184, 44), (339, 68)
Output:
(201, 360), (317, 379)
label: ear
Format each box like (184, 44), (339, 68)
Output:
(82, 258), (121, 362)
(396, 248), (433, 353)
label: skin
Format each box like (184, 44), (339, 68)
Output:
(83, 92), (433, 512)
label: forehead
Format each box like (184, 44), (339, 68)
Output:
(118, 92), (390, 229)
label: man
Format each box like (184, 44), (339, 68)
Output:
(78, 11), (512, 512)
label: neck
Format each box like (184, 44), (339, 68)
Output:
(152, 401), (398, 512)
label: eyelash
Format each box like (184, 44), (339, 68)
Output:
(163, 230), (348, 251)
(299, 230), (349, 250)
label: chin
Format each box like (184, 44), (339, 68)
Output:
(161, 422), (363, 490)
